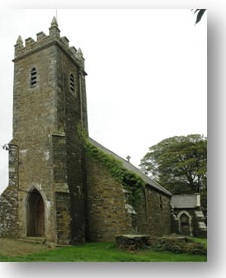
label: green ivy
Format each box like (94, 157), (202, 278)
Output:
(79, 128), (145, 206)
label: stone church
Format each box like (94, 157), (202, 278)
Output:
(0, 17), (173, 245)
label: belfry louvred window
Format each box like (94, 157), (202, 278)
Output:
(30, 67), (37, 87)
(70, 74), (75, 92)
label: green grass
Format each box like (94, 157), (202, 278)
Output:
(0, 241), (207, 262)
(188, 237), (207, 247)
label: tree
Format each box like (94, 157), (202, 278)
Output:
(140, 134), (207, 197)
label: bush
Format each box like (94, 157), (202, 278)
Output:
(115, 235), (150, 251)
(148, 236), (206, 255)
(185, 242), (207, 255)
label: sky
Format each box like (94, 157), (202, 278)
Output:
(0, 8), (207, 194)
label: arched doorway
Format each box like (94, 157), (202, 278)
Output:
(178, 211), (191, 236)
(27, 188), (45, 237)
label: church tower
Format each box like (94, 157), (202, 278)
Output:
(10, 17), (88, 244)
(0, 16), (174, 245)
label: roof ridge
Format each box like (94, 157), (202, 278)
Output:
(88, 137), (172, 196)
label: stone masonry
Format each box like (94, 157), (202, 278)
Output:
(0, 18), (172, 244)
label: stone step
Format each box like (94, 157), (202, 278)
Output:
(19, 237), (46, 244)
(115, 234), (150, 250)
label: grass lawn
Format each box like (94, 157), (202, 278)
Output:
(0, 239), (207, 262)
(188, 237), (207, 247)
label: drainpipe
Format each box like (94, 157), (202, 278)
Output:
(78, 69), (84, 130)
(78, 69), (89, 240)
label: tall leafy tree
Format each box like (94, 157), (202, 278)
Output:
(140, 134), (207, 197)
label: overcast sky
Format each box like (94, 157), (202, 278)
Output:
(0, 9), (207, 193)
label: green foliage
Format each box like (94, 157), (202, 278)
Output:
(0, 241), (207, 262)
(79, 129), (145, 206)
(150, 237), (206, 256)
(140, 134), (207, 207)
(185, 242), (207, 255)
(189, 237), (207, 247)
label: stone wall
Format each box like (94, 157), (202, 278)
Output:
(8, 19), (89, 244)
(0, 186), (19, 237)
(87, 155), (172, 241)
(0, 18), (173, 244)
(135, 187), (171, 236)
(87, 156), (134, 241)
(56, 44), (87, 243)
(171, 207), (207, 238)
(55, 192), (71, 244)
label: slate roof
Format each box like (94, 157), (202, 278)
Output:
(171, 194), (200, 208)
(89, 138), (172, 197)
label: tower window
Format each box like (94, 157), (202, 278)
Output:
(69, 74), (75, 92)
(30, 67), (37, 88)
(159, 195), (163, 210)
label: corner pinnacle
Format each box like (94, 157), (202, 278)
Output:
(51, 16), (58, 27)
(77, 48), (83, 57)
(16, 35), (23, 45)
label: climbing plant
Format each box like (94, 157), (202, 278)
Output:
(79, 128), (145, 206)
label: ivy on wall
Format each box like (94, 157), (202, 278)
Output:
(79, 128), (145, 206)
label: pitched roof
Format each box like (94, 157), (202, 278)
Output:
(171, 194), (201, 208)
(89, 138), (172, 197)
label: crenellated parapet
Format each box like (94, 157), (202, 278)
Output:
(14, 17), (85, 71)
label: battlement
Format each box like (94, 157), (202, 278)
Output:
(14, 17), (85, 69)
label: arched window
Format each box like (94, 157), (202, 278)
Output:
(69, 74), (75, 92)
(30, 67), (37, 88)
